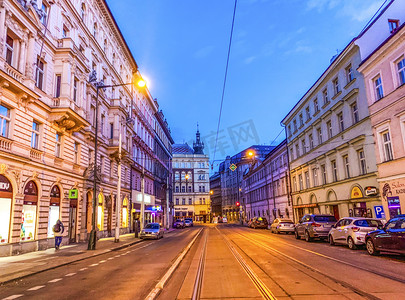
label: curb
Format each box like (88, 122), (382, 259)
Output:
(0, 238), (143, 285)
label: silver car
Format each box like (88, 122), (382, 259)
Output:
(270, 218), (295, 234)
(295, 214), (337, 242)
(140, 223), (164, 239)
(329, 217), (383, 250)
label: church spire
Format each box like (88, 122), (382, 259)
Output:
(193, 123), (204, 154)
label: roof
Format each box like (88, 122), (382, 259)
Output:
(172, 143), (194, 154)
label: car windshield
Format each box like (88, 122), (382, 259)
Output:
(185, 220), (191, 223)
(354, 219), (382, 227)
(280, 221), (293, 224)
(145, 224), (159, 229)
(314, 216), (337, 222)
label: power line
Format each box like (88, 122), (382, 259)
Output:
(212, 0), (238, 166)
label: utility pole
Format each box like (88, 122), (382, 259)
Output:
(140, 162), (145, 230)
(166, 176), (170, 229)
(114, 132), (122, 242)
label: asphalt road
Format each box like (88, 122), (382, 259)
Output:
(1, 224), (405, 300)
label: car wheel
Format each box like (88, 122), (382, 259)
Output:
(366, 239), (379, 256)
(276, 230), (280, 234)
(329, 235), (335, 246)
(305, 230), (312, 242)
(347, 237), (357, 250)
(295, 230), (300, 239)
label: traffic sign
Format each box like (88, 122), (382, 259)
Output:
(229, 164), (237, 172)
(374, 205), (385, 219)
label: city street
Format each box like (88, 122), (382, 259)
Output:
(1, 224), (404, 300)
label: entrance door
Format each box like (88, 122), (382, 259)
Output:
(69, 206), (77, 243)
(107, 196), (112, 237)
(331, 205), (340, 220)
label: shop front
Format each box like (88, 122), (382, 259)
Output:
(0, 175), (13, 245)
(47, 185), (61, 238)
(380, 178), (405, 219)
(348, 186), (381, 219)
(21, 181), (39, 242)
(69, 189), (78, 243)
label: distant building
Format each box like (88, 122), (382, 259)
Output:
(172, 129), (211, 223)
(219, 145), (274, 222)
(209, 172), (222, 216)
(243, 140), (292, 223)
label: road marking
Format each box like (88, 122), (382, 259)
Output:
(99, 260), (106, 263)
(3, 295), (24, 299)
(79, 268), (88, 271)
(65, 273), (76, 277)
(90, 263), (99, 267)
(48, 278), (62, 283)
(27, 286), (45, 291)
(107, 257), (114, 260)
(115, 255), (120, 258)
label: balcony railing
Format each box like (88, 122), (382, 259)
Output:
(30, 148), (43, 160)
(0, 136), (13, 151)
(3, 63), (24, 83)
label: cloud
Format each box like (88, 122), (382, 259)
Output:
(193, 46), (215, 58)
(244, 56), (256, 64)
(284, 40), (312, 55)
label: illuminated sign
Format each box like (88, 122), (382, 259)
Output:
(229, 164), (237, 172)
(365, 186), (378, 196)
(152, 206), (162, 211)
(69, 189), (78, 199)
(350, 186), (363, 199)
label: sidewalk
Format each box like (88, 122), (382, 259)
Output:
(0, 229), (176, 285)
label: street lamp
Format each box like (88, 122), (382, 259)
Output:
(87, 75), (146, 250)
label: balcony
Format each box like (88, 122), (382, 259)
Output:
(30, 148), (43, 160)
(3, 63), (24, 83)
(0, 136), (13, 151)
(49, 97), (90, 133)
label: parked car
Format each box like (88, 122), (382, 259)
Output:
(295, 214), (337, 242)
(218, 217), (223, 223)
(173, 219), (185, 229)
(249, 217), (269, 229)
(328, 217), (383, 249)
(270, 218), (295, 234)
(365, 214), (405, 256)
(185, 218), (194, 227)
(222, 217), (228, 223)
(140, 223), (164, 239)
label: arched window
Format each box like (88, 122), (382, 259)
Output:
(97, 193), (104, 230)
(22, 181), (38, 241)
(81, 3), (86, 21)
(122, 197), (128, 227)
(48, 185), (61, 237)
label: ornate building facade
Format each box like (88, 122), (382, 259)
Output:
(0, 0), (170, 256)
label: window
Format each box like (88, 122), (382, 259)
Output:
(298, 174), (303, 190)
(104, 39), (108, 53)
(331, 160), (338, 182)
(5, 35), (13, 65)
(55, 75), (61, 98)
(312, 168), (318, 186)
(81, 3), (86, 21)
(388, 19), (399, 33)
(343, 155), (350, 178)
(55, 133), (61, 157)
(110, 123), (114, 139)
(314, 98), (319, 113)
(35, 59), (45, 90)
(93, 23), (97, 38)
(382, 131), (393, 161)
(397, 58), (405, 86)
(31, 121), (40, 149)
(317, 127), (322, 144)
(346, 64), (354, 83)
(101, 114), (105, 135)
(62, 26), (68, 38)
(293, 176), (297, 192)
(299, 114), (304, 127)
(74, 142), (79, 164)
(175, 198), (179, 205)
(175, 187), (179, 193)
(305, 106), (310, 121)
(293, 120), (297, 132)
(322, 88), (329, 105)
(181, 186), (185, 193)
(305, 171), (310, 189)
(40, 3), (49, 25)
(321, 164), (327, 184)
(358, 149), (367, 175)
(295, 144), (300, 158)
(338, 112), (344, 132)
(0, 105), (11, 138)
(287, 125), (292, 136)
(374, 76), (384, 100)
(351, 102), (359, 124)
(73, 78), (78, 102)
(182, 198), (185, 205)
(309, 134), (314, 150)
(327, 120), (332, 139)
(301, 139), (306, 154)
(333, 77), (340, 95)
(290, 147), (294, 161)
(189, 198), (192, 205)
(188, 186), (192, 193)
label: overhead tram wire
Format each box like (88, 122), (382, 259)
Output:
(211, 0), (238, 169)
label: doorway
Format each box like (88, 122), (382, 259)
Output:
(69, 205), (77, 243)
(331, 205), (339, 220)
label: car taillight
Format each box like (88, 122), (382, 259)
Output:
(352, 227), (360, 232)
(311, 223), (321, 227)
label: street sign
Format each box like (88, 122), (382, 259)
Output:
(229, 164), (237, 172)
(374, 205), (385, 219)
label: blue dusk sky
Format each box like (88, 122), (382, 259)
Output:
(107, 0), (386, 166)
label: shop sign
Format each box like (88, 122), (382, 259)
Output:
(229, 164), (237, 172)
(69, 189), (78, 199)
(365, 186), (378, 197)
(151, 205), (162, 211)
(0, 175), (12, 192)
(351, 186), (363, 199)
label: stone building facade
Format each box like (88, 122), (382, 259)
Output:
(0, 0), (168, 256)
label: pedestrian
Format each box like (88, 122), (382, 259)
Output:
(53, 219), (64, 250)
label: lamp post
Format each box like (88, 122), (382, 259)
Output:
(88, 76), (146, 250)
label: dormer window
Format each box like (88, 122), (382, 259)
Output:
(388, 19), (399, 33)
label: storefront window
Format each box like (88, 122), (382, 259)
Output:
(22, 181), (38, 241)
(97, 193), (104, 230)
(0, 175), (13, 244)
(48, 185), (61, 237)
(122, 197), (128, 227)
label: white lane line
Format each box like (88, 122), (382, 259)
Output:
(79, 267), (88, 271)
(27, 285), (45, 291)
(3, 295), (24, 300)
(99, 260), (106, 263)
(65, 273), (76, 277)
(48, 278), (62, 283)
(90, 263), (99, 267)
(107, 257), (114, 260)
(115, 255), (121, 258)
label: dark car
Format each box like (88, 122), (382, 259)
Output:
(295, 214), (337, 242)
(365, 215), (405, 256)
(249, 217), (269, 229)
(173, 220), (185, 229)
